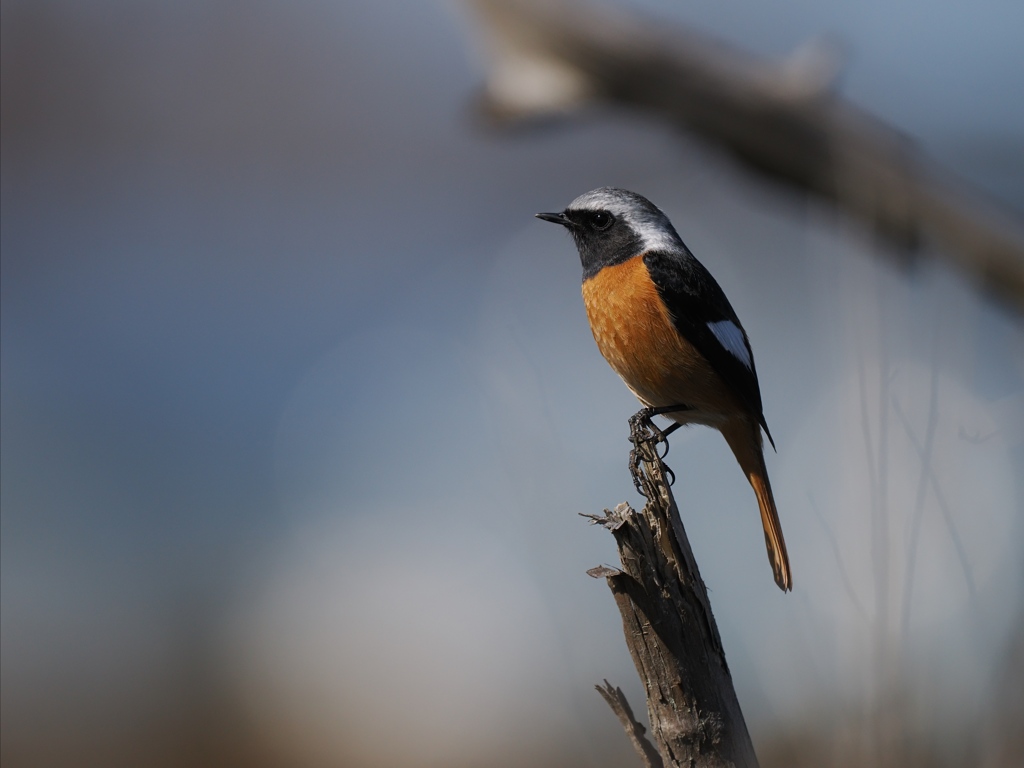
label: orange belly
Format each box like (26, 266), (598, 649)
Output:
(581, 255), (738, 421)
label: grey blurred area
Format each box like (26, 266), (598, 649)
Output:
(2, 1), (1022, 767)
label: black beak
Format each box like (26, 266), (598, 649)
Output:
(535, 211), (574, 227)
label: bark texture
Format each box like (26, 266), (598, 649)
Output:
(586, 429), (759, 767)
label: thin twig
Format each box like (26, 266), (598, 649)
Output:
(899, 330), (941, 640)
(807, 492), (869, 623)
(595, 680), (665, 768)
(891, 398), (977, 600)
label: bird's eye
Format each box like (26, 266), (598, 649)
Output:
(590, 211), (614, 230)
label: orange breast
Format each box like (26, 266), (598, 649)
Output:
(581, 255), (737, 418)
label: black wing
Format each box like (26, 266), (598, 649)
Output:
(643, 249), (774, 448)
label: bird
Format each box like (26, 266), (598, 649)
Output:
(537, 187), (791, 592)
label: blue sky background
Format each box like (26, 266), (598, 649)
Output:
(2, 1), (1022, 766)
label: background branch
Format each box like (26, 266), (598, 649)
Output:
(466, 0), (1024, 312)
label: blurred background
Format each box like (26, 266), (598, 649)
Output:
(2, 1), (1022, 766)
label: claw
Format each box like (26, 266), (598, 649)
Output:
(627, 406), (684, 496)
(663, 464), (676, 487)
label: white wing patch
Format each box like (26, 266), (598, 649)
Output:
(708, 320), (752, 370)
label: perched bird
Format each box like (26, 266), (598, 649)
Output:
(537, 187), (791, 591)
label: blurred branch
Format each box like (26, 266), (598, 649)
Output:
(891, 396), (977, 601)
(465, 0), (1024, 313)
(807, 492), (869, 624)
(584, 430), (759, 767)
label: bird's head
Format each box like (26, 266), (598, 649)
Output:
(536, 187), (685, 280)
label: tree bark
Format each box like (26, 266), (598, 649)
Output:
(586, 431), (759, 768)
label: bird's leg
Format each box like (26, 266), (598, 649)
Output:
(630, 404), (691, 452)
(647, 403), (693, 419)
(628, 404), (690, 495)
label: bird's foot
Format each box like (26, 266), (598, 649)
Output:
(627, 405), (689, 496)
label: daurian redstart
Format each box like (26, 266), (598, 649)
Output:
(537, 187), (791, 591)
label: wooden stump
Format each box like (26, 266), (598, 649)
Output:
(586, 425), (760, 768)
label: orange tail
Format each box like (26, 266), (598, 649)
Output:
(720, 420), (792, 592)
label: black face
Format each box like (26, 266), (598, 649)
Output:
(561, 208), (643, 281)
